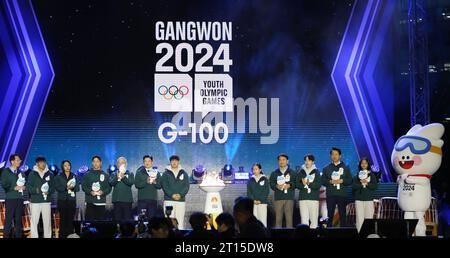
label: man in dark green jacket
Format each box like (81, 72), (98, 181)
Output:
(160, 155), (190, 229)
(54, 160), (80, 238)
(134, 155), (161, 219)
(296, 154), (321, 229)
(321, 147), (353, 227)
(1, 154), (25, 238)
(269, 153), (297, 228)
(81, 155), (111, 221)
(109, 156), (135, 222)
(27, 156), (55, 238)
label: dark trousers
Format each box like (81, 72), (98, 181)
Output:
(137, 199), (157, 219)
(326, 195), (347, 227)
(57, 200), (76, 238)
(4, 199), (24, 238)
(85, 203), (106, 221)
(113, 202), (132, 222)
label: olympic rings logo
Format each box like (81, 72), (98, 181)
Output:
(158, 85), (189, 100)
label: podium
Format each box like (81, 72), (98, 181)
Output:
(199, 180), (225, 229)
(359, 219), (418, 238)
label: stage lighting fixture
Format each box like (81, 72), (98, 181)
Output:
(19, 165), (29, 173)
(192, 164), (206, 183)
(77, 165), (89, 177)
(370, 164), (382, 181)
(49, 164), (58, 174)
(223, 164), (233, 176)
(221, 164), (234, 183)
(108, 165), (117, 174)
(234, 166), (250, 183)
(78, 165), (88, 173)
(151, 166), (161, 175)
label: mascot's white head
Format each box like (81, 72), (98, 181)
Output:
(391, 123), (444, 176)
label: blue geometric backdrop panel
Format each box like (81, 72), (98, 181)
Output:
(0, 0), (54, 163)
(331, 0), (395, 181)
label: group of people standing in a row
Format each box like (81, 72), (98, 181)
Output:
(1, 153), (189, 238)
(247, 147), (378, 232)
(0, 147), (378, 238)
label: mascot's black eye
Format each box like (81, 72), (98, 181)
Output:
(406, 156), (410, 159)
(402, 156), (405, 159)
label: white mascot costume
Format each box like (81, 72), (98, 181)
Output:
(391, 123), (444, 236)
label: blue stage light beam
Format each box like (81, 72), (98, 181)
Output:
(104, 141), (117, 168)
(224, 133), (243, 163)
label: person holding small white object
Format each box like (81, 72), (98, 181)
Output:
(27, 156), (55, 238)
(269, 153), (296, 228)
(160, 155), (190, 229)
(321, 147), (352, 227)
(297, 154), (321, 229)
(135, 155), (161, 219)
(1, 153), (26, 238)
(82, 155), (111, 221)
(55, 160), (80, 238)
(247, 163), (270, 227)
(352, 157), (378, 232)
(110, 156), (135, 222)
